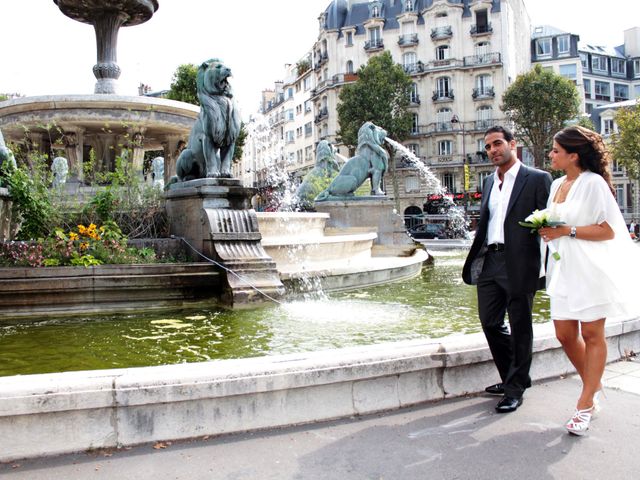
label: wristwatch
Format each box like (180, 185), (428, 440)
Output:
(570, 226), (577, 238)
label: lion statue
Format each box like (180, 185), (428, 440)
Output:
(294, 140), (341, 209)
(315, 122), (388, 201)
(169, 58), (241, 184)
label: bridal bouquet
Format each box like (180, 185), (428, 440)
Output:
(519, 209), (564, 260)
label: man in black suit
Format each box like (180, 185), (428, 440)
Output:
(463, 126), (551, 413)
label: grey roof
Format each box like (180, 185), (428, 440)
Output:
(531, 25), (571, 39)
(579, 42), (626, 58)
(322, 0), (489, 35)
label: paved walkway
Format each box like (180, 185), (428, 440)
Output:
(1, 358), (639, 480)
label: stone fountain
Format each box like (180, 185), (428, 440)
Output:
(0, 1), (194, 184)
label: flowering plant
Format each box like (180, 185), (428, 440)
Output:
(519, 209), (564, 260)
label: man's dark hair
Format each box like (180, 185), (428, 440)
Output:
(484, 125), (514, 142)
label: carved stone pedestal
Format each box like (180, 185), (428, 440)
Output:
(165, 178), (284, 308)
(314, 197), (414, 248)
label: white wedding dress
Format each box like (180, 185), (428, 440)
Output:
(544, 171), (640, 321)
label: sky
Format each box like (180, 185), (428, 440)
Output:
(1, 0), (638, 120)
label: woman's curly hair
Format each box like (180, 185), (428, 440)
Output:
(554, 126), (614, 195)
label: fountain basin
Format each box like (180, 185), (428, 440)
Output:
(1, 315), (637, 462)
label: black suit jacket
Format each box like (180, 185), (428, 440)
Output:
(462, 164), (552, 294)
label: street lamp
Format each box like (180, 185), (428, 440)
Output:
(450, 115), (469, 215)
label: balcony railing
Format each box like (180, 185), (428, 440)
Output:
(364, 39), (384, 51)
(472, 86), (495, 99)
(403, 62), (425, 74)
(314, 107), (328, 124)
(595, 94), (611, 101)
(431, 26), (452, 40)
(409, 95), (421, 105)
(432, 90), (455, 102)
(314, 52), (328, 70)
(398, 33), (419, 47)
(463, 52), (501, 66)
(474, 119), (497, 131)
(470, 23), (493, 35)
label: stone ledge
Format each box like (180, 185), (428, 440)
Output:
(0, 316), (637, 462)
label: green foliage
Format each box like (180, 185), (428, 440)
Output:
(501, 64), (581, 169)
(611, 103), (640, 180)
(2, 151), (58, 240)
(574, 115), (595, 130)
(337, 51), (413, 148)
(233, 122), (247, 162)
(296, 59), (311, 77)
(0, 94), (8, 102)
(166, 64), (199, 106)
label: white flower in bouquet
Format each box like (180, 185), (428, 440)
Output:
(519, 208), (565, 260)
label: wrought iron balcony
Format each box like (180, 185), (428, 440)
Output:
(431, 26), (452, 40)
(403, 62), (425, 74)
(432, 90), (455, 102)
(470, 23), (493, 35)
(398, 33), (419, 47)
(472, 87), (495, 99)
(314, 107), (328, 124)
(409, 94), (421, 105)
(474, 119), (497, 131)
(364, 39), (384, 51)
(463, 52), (501, 66)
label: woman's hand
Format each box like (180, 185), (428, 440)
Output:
(538, 225), (570, 242)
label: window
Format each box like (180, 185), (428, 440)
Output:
(286, 109), (294, 121)
(346, 60), (354, 73)
(580, 53), (589, 69)
(476, 106), (493, 129)
(535, 38), (551, 57)
(296, 105), (302, 115)
(403, 52), (417, 70)
(585, 103), (594, 114)
(436, 45), (450, 61)
(404, 0), (414, 12)
(405, 176), (420, 192)
(303, 77), (311, 91)
(476, 74), (492, 93)
(412, 114), (419, 134)
(304, 100), (312, 113)
(583, 79), (591, 98)
(305, 145), (313, 161)
(436, 12), (447, 18)
(592, 55), (607, 72)
(369, 26), (381, 45)
(635, 85), (640, 98)
(557, 35), (570, 55)
(611, 58), (626, 75)
(594, 81), (610, 100)
(436, 108), (452, 130)
(559, 63), (577, 81)
(603, 119), (614, 135)
(304, 122), (312, 137)
(615, 184), (624, 209)
(408, 143), (419, 156)
(346, 31), (353, 46)
(438, 140), (452, 156)
(287, 152), (295, 164)
(371, 5), (380, 17)
(410, 83), (419, 103)
(634, 59), (640, 78)
(296, 149), (303, 163)
(402, 21), (415, 35)
(436, 77), (451, 97)
(285, 130), (295, 143)
(296, 126), (302, 138)
(614, 83), (629, 101)
(287, 88), (294, 99)
(442, 172), (455, 192)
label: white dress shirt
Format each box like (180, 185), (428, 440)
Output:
(487, 160), (521, 245)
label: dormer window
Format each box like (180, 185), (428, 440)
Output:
(368, 1), (383, 18)
(404, 0), (414, 12)
(372, 6), (379, 17)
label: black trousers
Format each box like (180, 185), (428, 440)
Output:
(477, 250), (534, 398)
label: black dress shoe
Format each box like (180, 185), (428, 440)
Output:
(484, 383), (504, 396)
(495, 395), (523, 413)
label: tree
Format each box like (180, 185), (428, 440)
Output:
(611, 103), (640, 180)
(165, 63), (246, 162)
(501, 64), (581, 169)
(336, 52), (413, 205)
(166, 64), (199, 106)
(337, 51), (413, 148)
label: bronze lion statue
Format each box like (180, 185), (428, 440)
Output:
(315, 122), (388, 201)
(294, 140), (340, 209)
(171, 59), (241, 182)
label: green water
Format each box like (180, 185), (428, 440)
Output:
(0, 250), (551, 377)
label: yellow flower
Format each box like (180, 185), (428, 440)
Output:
(79, 242), (89, 251)
(69, 232), (79, 241)
(77, 225), (87, 234)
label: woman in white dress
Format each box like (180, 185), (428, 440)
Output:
(539, 126), (639, 436)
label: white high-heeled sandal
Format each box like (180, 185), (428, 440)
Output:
(592, 382), (607, 417)
(565, 406), (594, 436)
